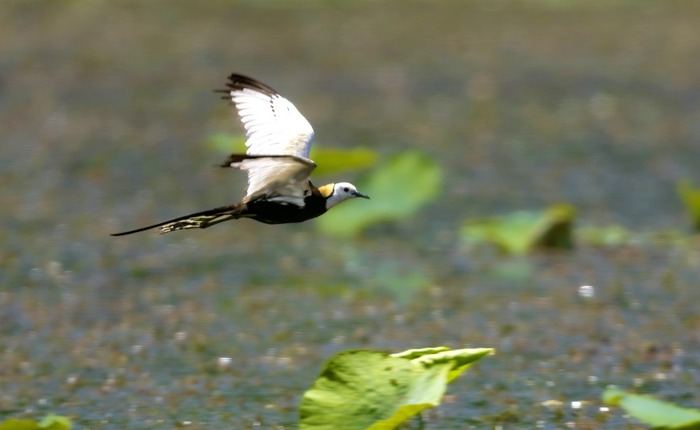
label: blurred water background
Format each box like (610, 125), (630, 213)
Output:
(1, 1), (699, 428)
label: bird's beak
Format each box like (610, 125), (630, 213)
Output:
(353, 191), (370, 199)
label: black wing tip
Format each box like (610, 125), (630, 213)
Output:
(213, 88), (232, 100)
(218, 154), (312, 168)
(219, 153), (247, 167)
(225, 73), (279, 97)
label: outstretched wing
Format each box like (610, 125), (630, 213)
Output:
(221, 154), (316, 205)
(218, 74), (317, 202)
(223, 74), (315, 159)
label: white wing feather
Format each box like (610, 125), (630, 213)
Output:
(232, 156), (316, 205)
(223, 74), (317, 202)
(229, 78), (315, 159)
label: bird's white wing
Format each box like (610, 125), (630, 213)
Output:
(225, 74), (315, 159)
(229, 156), (317, 205)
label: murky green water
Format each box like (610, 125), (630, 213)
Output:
(1, 1), (699, 428)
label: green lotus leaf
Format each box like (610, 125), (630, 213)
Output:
(300, 347), (493, 430)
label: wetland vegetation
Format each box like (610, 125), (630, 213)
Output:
(1, 1), (699, 428)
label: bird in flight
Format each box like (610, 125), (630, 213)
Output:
(111, 73), (369, 236)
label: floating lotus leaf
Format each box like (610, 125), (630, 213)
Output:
(300, 347), (493, 430)
(0, 414), (71, 430)
(603, 388), (700, 429)
(461, 204), (576, 255)
(317, 150), (442, 237)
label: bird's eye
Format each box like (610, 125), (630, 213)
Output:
(343, 187), (349, 192)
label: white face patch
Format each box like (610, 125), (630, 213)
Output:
(325, 182), (369, 209)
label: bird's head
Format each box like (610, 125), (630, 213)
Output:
(323, 182), (370, 209)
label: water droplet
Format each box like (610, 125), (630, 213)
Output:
(578, 285), (595, 298)
(217, 357), (232, 370)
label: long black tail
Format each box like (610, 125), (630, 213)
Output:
(111, 204), (245, 236)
